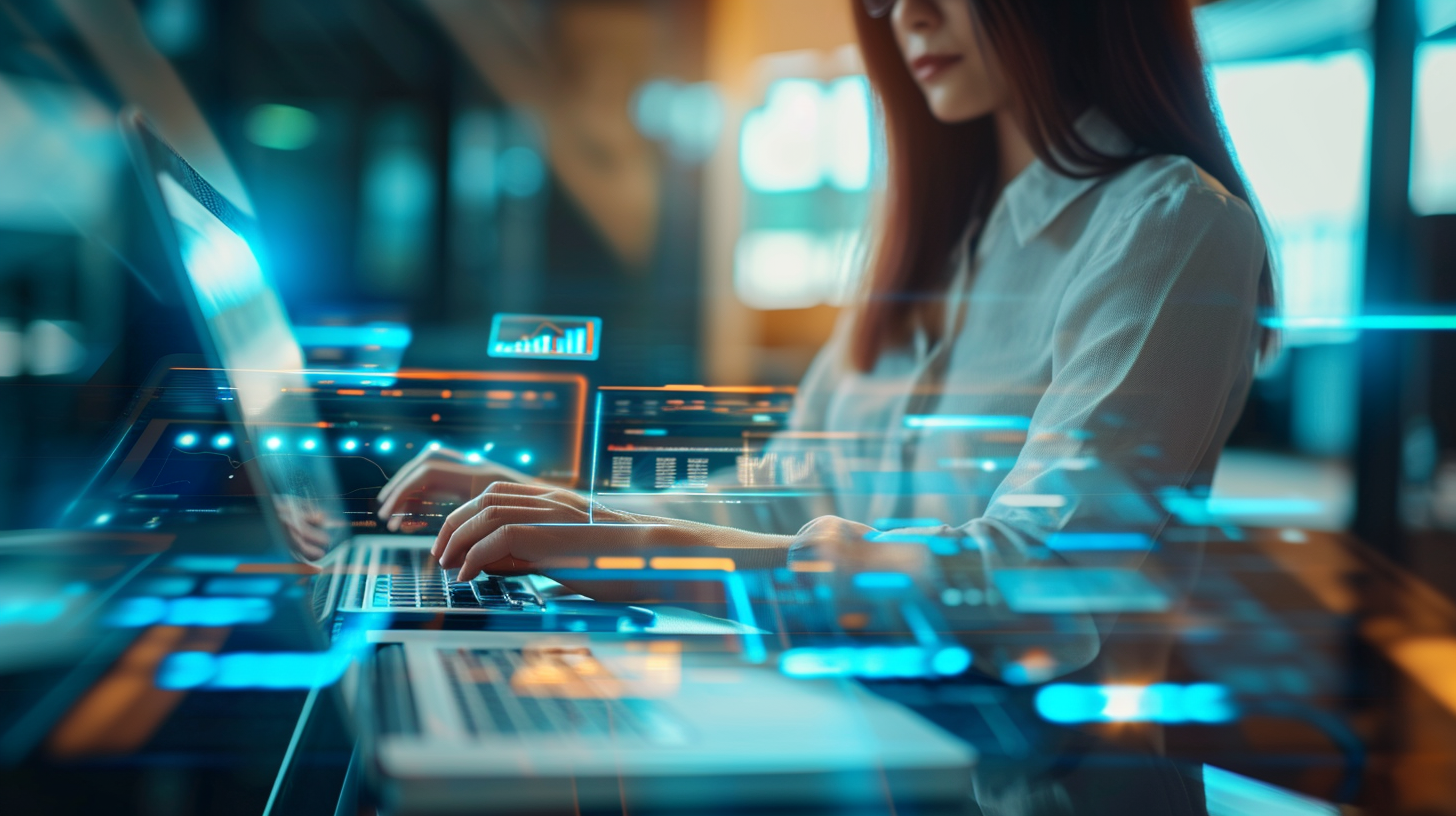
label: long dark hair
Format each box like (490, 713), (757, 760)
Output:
(849, 0), (1277, 371)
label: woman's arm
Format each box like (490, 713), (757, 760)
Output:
(429, 181), (1264, 678)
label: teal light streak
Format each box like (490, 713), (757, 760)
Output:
(1262, 315), (1456, 330)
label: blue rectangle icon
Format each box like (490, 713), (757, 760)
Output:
(1045, 532), (1155, 552)
(488, 314), (601, 361)
(993, 568), (1171, 613)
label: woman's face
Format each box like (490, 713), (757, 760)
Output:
(889, 0), (1006, 123)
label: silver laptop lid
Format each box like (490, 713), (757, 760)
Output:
(122, 108), (349, 570)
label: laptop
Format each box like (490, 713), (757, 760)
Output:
(122, 108), (977, 811)
(119, 109), (650, 629)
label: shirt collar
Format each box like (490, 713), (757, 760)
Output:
(1002, 108), (1135, 247)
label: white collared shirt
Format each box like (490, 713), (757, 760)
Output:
(780, 111), (1267, 675)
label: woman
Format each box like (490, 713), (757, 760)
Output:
(377, 0), (1273, 678)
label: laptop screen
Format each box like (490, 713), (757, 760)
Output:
(130, 114), (350, 564)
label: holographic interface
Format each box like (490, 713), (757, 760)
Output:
(488, 313), (601, 361)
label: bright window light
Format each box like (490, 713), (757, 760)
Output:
(1210, 51), (1372, 346)
(740, 77), (874, 193)
(823, 76), (872, 191)
(1411, 40), (1456, 215)
(734, 229), (865, 310)
(740, 80), (825, 193)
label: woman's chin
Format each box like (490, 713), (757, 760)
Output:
(923, 89), (998, 124)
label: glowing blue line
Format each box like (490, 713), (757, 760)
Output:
(898, 599), (939, 648)
(588, 391), (603, 524)
(596, 491), (822, 497)
(1262, 315), (1456, 330)
(545, 569), (729, 582)
(904, 415), (1032, 430)
(724, 573), (765, 664)
(872, 517), (944, 528)
(1045, 532), (1155, 551)
(262, 686), (319, 816)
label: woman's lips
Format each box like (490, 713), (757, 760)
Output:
(910, 53), (964, 82)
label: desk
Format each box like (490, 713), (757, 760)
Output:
(2, 523), (1455, 814)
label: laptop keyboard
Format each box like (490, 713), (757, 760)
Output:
(373, 549), (542, 611)
(440, 647), (684, 744)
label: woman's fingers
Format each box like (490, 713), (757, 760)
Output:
(454, 520), (575, 583)
(434, 486), (582, 559)
(379, 448), (465, 505)
(377, 450), (447, 520)
(437, 498), (588, 570)
(378, 456), (478, 526)
(433, 482), (588, 555)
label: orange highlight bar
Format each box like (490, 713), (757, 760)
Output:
(235, 563), (318, 574)
(789, 560), (835, 573)
(336, 389), (366, 396)
(486, 390), (516, 400)
(595, 556), (646, 570)
(649, 557), (736, 572)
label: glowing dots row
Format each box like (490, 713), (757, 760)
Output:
(174, 431), (233, 450)
(1034, 683), (1235, 724)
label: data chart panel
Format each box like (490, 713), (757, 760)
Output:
(488, 314), (601, 361)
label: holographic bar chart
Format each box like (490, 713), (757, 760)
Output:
(487, 314), (601, 361)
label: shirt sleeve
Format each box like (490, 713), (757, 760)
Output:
(790, 181), (1267, 680)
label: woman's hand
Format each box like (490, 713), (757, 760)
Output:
(274, 495), (335, 562)
(376, 447), (537, 532)
(431, 481), (792, 602)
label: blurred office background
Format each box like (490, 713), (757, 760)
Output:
(0, 0), (1454, 584)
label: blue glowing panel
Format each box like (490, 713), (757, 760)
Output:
(105, 596), (275, 627)
(1035, 683), (1235, 724)
(851, 572), (914, 592)
(1203, 765), (1338, 816)
(780, 645), (971, 680)
(293, 323), (413, 349)
(170, 555), (243, 573)
(1045, 533), (1155, 552)
(993, 568), (1171, 613)
(156, 649), (352, 690)
(904, 415), (1032, 431)
(203, 577), (283, 596)
(488, 314), (601, 361)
